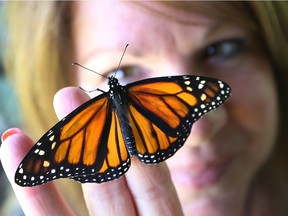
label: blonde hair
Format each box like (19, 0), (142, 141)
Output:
(4, 2), (73, 139)
(4, 1), (288, 215)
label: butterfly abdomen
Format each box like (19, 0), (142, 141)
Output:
(109, 77), (137, 156)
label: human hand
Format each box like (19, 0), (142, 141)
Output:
(0, 87), (183, 216)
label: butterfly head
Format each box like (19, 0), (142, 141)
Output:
(108, 76), (120, 89)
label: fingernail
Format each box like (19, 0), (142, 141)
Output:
(1, 128), (23, 142)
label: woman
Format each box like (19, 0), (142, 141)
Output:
(1, 1), (288, 215)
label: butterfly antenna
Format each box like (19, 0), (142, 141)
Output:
(72, 63), (108, 79)
(114, 44), (129, 78)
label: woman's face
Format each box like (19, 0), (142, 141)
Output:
(72, 2), (278, 215)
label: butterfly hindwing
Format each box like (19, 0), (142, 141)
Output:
(71, 110), (130, 183)
(126, 75), (231, 163)
(128, 105), (184, 163)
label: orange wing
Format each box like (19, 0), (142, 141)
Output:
(126, 75), (231, 163)
(15, 95), (130, 186)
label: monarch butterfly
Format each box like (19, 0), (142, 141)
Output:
(15, 68), (231, 186)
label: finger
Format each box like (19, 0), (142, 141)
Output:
(126, 158), (183, 216)
(82, 178), (137, 216)
(53, 86), (90, 119)
(0, 129), (74, 216)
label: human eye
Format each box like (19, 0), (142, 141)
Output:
(200, 38), (247, 66)
(104, 66), (149, 84)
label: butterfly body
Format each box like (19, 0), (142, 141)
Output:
(15, 75), (231, 186)
(108, 77), (137, 156)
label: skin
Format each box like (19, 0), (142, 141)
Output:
(0, 2), (278, 216)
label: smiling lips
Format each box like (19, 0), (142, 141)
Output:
(170, 157), (232, 189)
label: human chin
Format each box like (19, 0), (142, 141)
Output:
(169, 156), (249, 216)
(167, 135), (245, 194)
(166, 136), (251, 214)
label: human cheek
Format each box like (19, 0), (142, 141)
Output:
(225, 65), (278, 166)
(229, 71), (277, 139)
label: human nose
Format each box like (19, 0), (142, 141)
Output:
(185, 105), (228, 147)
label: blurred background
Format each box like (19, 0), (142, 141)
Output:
(0, 2), (23, 215)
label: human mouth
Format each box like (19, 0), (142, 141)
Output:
(170, 158), (231, 189)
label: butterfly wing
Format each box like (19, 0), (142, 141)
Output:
(15, 94), (130, 186)
(126, 75), (231, 163)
